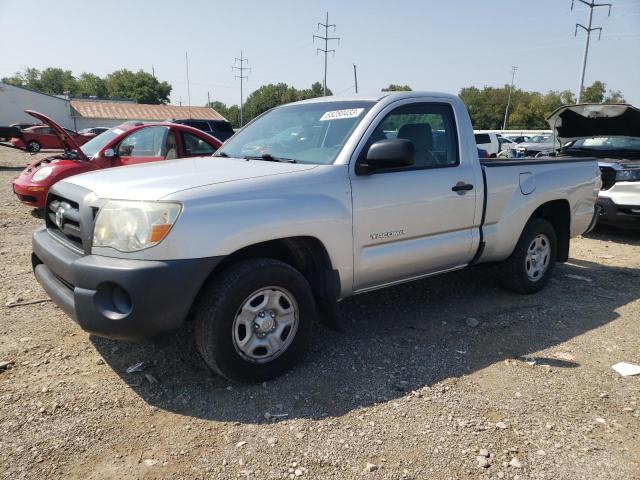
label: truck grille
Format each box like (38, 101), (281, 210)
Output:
(46, 194), (83, 250)
(599, 166), (616, 190)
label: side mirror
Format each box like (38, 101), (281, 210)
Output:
(357, 139), (415, 175)
(103, 148), (116, 158)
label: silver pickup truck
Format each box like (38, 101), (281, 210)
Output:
(32, 92), (601, 382)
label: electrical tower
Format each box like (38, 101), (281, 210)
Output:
(503, 66), (518, 130)
(572, 0), (612, 103)
(313, 12), (340, 96)
(232, 51), (250, 126)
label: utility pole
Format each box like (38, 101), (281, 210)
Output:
(207, 91), (210, 106)
(353, 64), (358, 94)
(232, 50), (250, 126)
(152, 65), (156, 78)
(502, 65), (518, 130)
(572, 0), (612, 103)
(185, 52), (192, 118)
(313, 12), (340, 96)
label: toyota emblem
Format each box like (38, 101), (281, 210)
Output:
(55, 206), (65, 228)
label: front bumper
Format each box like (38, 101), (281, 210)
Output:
(597, 197), (640, 225)
(32, 227), (222, 339)
(13, 178), (48, 208)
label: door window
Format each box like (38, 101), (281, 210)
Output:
(182, 132), (216, 156)
(117, 127), (168, 157)
(368, 103), (459, 169)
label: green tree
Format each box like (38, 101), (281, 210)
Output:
(604, 89), (625, 103)
(581, 81), (606, 103)
(2, 67), (42, 90)
(76, 73), (107, 98)
(105, 69), (171, 104)
(37, 68), (78, 95)
(382, 84), (412, 92)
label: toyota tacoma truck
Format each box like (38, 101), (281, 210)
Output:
(31, 92), (601, 382)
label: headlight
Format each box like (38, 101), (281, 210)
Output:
(615, 169), (640, 182)
(93, 200), (182, 252)
(32, 166), (53, 182)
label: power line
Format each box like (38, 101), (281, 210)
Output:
(572, 0), (612, 103)
(503, 66), (518, 130)
(313, 12), (340, 96)
(232, 50), (250, 127)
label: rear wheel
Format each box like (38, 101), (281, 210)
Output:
(26, 140), (41, 153)
(499, 218), (557, 294)
(195, 258), (315, 382)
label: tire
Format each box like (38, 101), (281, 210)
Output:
(499, 218), (557, 294)
(26, 140), (41, 153)
(195, 258), (315, 382)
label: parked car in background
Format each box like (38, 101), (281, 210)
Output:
(504, 135), (530, 144)
(31, 91), (600, 382)
(12, 110), (222, 208)
(498, 136), (516, 153)
(550, 103), (640, 227)
(474, 132), (501, 157)
(79, 127), (109, 136)
(514, 135), (558, 157)
(169, 118), (235, 142)
(10, 115), (96, 152)
(0, 122), (42, 142)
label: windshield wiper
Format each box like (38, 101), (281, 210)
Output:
(213, 150), (230, 157)
(242, 153), (297, 163)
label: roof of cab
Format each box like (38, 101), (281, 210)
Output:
(290, 91), (459, 106)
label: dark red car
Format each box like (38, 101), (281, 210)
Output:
(10, 120), (95, 152)
(12, 111), (223, 208)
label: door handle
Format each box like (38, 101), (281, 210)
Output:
(451, 182), (474, 192)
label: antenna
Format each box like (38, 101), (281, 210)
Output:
(353, 64), (358, 94)
(313, 12), (340, 96)
(572, 0), (612, 103)
(232, 51), (250, 126)
(185, 52), (192, 118)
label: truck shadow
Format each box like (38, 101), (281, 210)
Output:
(585, 223), (640, 245)
(91, 258), (639, 424)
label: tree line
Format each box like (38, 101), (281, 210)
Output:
(2, 67), (625, 129)
(2, 67), (171, 104)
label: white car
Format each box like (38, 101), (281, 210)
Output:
(549, 103), (640, 227)
(474, 132), (501, 157)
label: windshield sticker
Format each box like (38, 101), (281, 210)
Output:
(112, 128), (124, 135)
(320, 108), (365, 121)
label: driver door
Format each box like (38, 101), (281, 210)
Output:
(116, 126), (170, 166)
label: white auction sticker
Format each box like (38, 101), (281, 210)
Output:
(320, 108), (365, 121)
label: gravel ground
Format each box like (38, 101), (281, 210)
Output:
(1, 149), (639, 479)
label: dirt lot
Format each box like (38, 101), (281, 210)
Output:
(1, 150), (639, 480)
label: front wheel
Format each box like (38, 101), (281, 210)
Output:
(195, 258), (315, 382)
(26, 140), (41, 153)
(499, 218), (557, 294)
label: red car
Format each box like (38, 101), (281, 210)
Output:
(12, 110), (223, 208)
(10, 121), (95, 153)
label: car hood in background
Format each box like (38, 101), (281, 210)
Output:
(24, 110), (88, 160)
(61, 156), (318, 200)
(546, 103), (640, 143)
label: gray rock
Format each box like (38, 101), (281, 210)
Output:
(465, 317), (480, 328)
(365, 462), (379, 472)
(509, 457), (523, 468)
(477, 456), (490, 468)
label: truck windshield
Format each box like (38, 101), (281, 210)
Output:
(215, 101), (375, 164)
(80, 128), (123, 158)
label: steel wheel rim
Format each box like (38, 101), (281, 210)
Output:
(232, 286), (299, 364)
(525, 233), (551, 281)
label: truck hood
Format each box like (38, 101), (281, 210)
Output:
(25, 110), (88, 160)
(546, 103), (640, 143)
(62, 156), (318, 200)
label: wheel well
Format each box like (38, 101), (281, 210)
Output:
(530, 200), (570, 262)
(208, 237), (340, 305)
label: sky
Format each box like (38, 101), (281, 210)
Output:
(1, 0), (639, 106)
